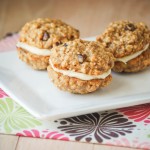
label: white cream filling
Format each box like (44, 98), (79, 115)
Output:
(116, 44), (149, 63)
(50, 60), (111, 80)
(16, 42), (51, 56)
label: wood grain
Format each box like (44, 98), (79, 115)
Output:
(16, 137), (139, 150)
(0, 0), (150, 38)
(93, 144), (137, 150)
(94, 144), (139, 150)
(0, 134), (19, 150)
(0, 0), (148, 149)
(16, 137), (93, 150)
(0, 135), (142, 150)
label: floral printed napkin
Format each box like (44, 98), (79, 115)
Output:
(0, 34), (150, 150)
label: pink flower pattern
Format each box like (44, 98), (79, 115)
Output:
(118, 104), (150, 123)
(16, 129), (69, 141)
(0, 88), (8, 98)
(0, 33), (19, 52)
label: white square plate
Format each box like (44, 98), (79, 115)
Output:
(0, 37), (150, 120)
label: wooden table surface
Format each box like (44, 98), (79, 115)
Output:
(0, 0), (150, 149)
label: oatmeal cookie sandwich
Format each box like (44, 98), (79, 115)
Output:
(16, 18), (79, 70)
(97, 21), (150, 72)
(47, 39), (114, 94)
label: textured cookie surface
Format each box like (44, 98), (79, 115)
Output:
(47, 65), (112, 94)
(19, 18), (80, 49)
(50, 39), (114, 75)
(17, 48), (49, 70)
(97, 21), (150, 58)
(113, 48), (150, 72)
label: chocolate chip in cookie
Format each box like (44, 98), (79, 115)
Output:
(70, 35), (75, 40)
(125, 23), (136, 31)
(77, 54), (87, 63)
(42, 31), (50, 41)
(63, 43), (68, 47)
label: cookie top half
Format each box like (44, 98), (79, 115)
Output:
(19, 18), (80, 49)
(50, 39), (114, 75)
(97, 21), (150, 58)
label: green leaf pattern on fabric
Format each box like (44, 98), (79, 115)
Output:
(0, 98), (42, 133)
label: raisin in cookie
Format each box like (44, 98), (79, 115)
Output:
(97, 21), (150, 72)
(16, 18), (79, 70)
(47, 39), (114, 94)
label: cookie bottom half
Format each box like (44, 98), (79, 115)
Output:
(47, 65), (112, 94)
(17, 48), (49, 70)
(113, 48), (150, 73)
